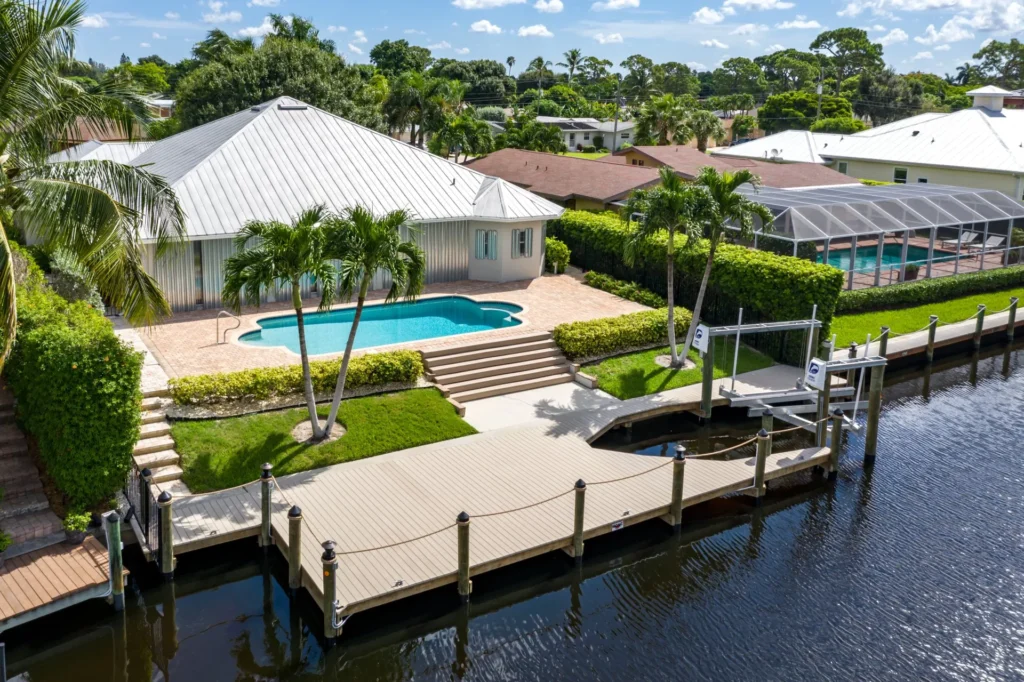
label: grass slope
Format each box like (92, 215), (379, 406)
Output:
(562, 151), (610, 160)
(832, 286), (1024, 348)
(583, 341), (774, 400)
(174, 389), (477, 492)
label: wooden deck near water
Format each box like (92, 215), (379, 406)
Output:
(860, 306), (1024, 360)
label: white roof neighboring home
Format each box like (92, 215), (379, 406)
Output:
(712, 129), (841, 164)
(130, 97), (564, 241)
(535, 116), (635, 133)
(49, 140), (154, 164)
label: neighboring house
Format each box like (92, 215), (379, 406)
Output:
(144, 96), (175, 119)
(715, 86), (1024, 201)
(535, 116), (636, 151)
(88, 97), (563, 312)
(1005, 89), (1024, 109)
(464, 148), (662, 211)
(614, 145), (856, 188)
(49, 140), (154, 164)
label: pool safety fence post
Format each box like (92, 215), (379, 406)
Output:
(701, 339), (715, 420)
(321, 540), (340, 644)
(457, 512), (472, 602)
(1008, 297), (1018, 342)
(864, 358), (885, 464)
(828, 409), (844, 480)
(974, 304), (986, 350)
(926, 315), (939, 363)
(288, 506), (303, 592)
(260, 463), (273, 549)
(157, 491), (175, 579)
(572, 480), (586, 562)
(752, 429), (770, 505)
(761, 409), (774, 454)
(105, 511), (125, 612)
(670, 447), (686, 529)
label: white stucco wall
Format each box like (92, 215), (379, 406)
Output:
(834, 159), (1023, 199)
(467, 221), (545, 283)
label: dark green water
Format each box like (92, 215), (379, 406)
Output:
(4, 344), (1024, 681)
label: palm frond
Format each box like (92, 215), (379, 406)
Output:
(0, 221), (18, 369)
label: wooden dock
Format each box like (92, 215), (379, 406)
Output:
(861, 305), (1023, 360)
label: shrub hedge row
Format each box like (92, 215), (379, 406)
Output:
(836, 265), (1024, 314)
(549, 210), (844, 363)
(169, 350), (424, 405)
(5, 245), (142, 509)
(553, 308), (692, 360)
(583, 271), (666, 308)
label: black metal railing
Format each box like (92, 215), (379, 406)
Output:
(124, 465), (159, 552)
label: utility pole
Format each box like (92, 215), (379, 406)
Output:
(612, 81), (623, 150)
(815, 53), (824, 120)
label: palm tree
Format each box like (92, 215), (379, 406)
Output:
(687, 110), (727, 152)
(623, 168), (716, 367)
(267, 13), (335, 52)
(192, 28), (255, 63)
(528, 57), (553, 95)
(506, 56), (516, 76)
(558, 48), (583, 83)
(636, 94), (687, 146)
(680, 167), (774, 354)
(0, 0), (186, 366)
(222, 207), (337, 440)
(321, 207), (425, 438)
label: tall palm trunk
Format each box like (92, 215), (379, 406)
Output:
(322, 273), (371, 438)
(683, 240), (717, 354)
(292, 280), (324, 439)
(666, 228), (679, 367)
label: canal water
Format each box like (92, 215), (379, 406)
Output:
(5, 344), (1024, 681)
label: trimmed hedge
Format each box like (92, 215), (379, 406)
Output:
(836, 265), (1024, 314)
(583, 271), (666, 308)
(169, 350), (424, 405)
(550, 210), (844, 363)
(545, 237), (570, 273)
(5, 253), (142, 509)
(553, 308), (692, 360)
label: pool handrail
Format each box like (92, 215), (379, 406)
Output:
(217, 310), (242, 345)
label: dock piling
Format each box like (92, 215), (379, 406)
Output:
(105, 511), (125, 612)
(288, 506), (303, 592)
(847, 342), (858, 386)
(864, 359), (885, 463)
(457, 512), (472, 602)
(321, 540), (340, 643)
(700, 341), (715, 420)
(670, 446), (686, 529)
(761, 409), (773, 453)
(260, 463), (273, 549)
(572, 480), (586, 562)
(157, 491), (175, 579)
(1009, 297), (1018, 342)
(815, 378), (832, 448)
(926, 316), (939, 363)
(752, 429), (769, 505)
(974, 304), (986, 350)
(878, 326), (889, 357)
(828, 409), (844, 480)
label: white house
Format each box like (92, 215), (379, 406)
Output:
(535, 116), (636, 151)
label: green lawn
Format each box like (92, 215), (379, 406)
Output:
(583, 341), (774, 400)
(563, 151), (610, 160)
(832, 286), (1024, 348)
(173, 388), (477, 492)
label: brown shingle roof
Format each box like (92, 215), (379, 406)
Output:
(464, 148), (661, 203)
(617, 145), (856, 188)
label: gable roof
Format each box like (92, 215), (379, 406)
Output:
(617, 145), (856, 188)
(50, 140), (154, 164)
(712, 130), (841, 164)
(464, 148), (661, 203)
(130, 97), (563, 240)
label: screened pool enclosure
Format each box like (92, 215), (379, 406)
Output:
(732, 184), (1024, 290)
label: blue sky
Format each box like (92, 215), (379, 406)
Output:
(75, 0), (1024, 76)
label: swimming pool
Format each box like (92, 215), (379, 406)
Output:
(821, 244), (957, 272)
(239, 296), (524, 355)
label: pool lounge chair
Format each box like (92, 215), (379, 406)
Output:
(968, 235), (1005, 251)
(940, 231), (978, 249)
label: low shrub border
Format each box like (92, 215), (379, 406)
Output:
(583, 271), (666, 308)
(168, 350), (424, 405)
(553, 308), (693, 361)
(836, 265), (1024, 314)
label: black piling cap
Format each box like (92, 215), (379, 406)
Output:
(833, 408), (845, 417)
(457, 511), (470, 523)
(757, 428), (769, 438)
(141, 467), (152, 478)
(674, 445), (686, 460)
(575, 479), (586, 489)
(288, 505), (302, 518)
(107, 510), (121, 522)
(261, 462), (273, 478)
(762, 409), (773, 418)
(157, 490), (172, 504)
(321, 540), (336, 561)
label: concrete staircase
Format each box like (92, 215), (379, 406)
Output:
(134, 388), (188, 495)
(424, 331), (573, 403)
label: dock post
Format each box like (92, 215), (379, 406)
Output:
(572, 480), (586, 562)
(0, 643), (5, 682)
(846, 342), (858, 386)
(457, 512), (472, 602)
(752, 429), (770, 505)
(974, 304), (986, 350)
(926, 315), (939, 363)
(761, 409), (773, 453)
(260, 462), (273, 549)
(864, 359), (885, 464)
(828, 409), (844, 481)
(140, 468), (153, 533)
(815, 378), (832, 448)
(1008, 297), (1019, 341)
(157, 491), (175, 579)
(700, 341), (715, 420)
(321, 540), (340, 644)
(105, 511), (125, 611)
(288, 506), (303, 592)
(670, 446), (686, 529)
(878, 326), (889, 358)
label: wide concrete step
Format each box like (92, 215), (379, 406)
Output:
(0, 424), (25, 446)
(0, 509), (64, 556)
(0, 490), (50, 520)
(452, 373), (574, 403)
(430, 347), (564, 377)
(135, 449), (180, 470)
(0, 438), (28, 459)
(155, 479), (192, 497)
(0, 406), (15, 425)
(445, 365), (570, 394)
(437, 355), (566, 385)
(143, 387), (171, 400)
(140, 421), (172, 439)
(426, 339), (558, 368)
(150, 464), (184, 484)
(421, 331), (552, 360)
(142, 396), (167, 411)
(134, 435), (176, 456)
(141, 410), (166, 425)
(0, 456), (44, 491)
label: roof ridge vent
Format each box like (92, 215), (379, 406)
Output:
(278, 103), (308, 111)
(250, 106), (261, 112)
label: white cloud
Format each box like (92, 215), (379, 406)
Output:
(980, 37), (994, 48)
(687, 61), (707, 70)
(237, 16), (275, 37)
(152, 32), (167, 39)
(692, 6), (725, 23)
(723, 0), (795, 10)
(404, 28), (426, 34)
(935, 43), (951, 50)
(912, 50), (933, 59)
(722, 5), (737, 14)
(139, 42), (151, 47)
(203, 1), (242, 23)
(455, 47), (471, 54)
(518, 23), (554, 36)
(877, 27), (908, 45)
(535, 0), (564, 11)
(914, 17), (974, 45)
(730, 22), (768, 33)
(700, 38), (729, 47)
(591, 0), (640, 10)
(247, 0), (279, 5)
(348, 43), (363, 54)
(746, 38), (759, 45)
(351, 29), (367, 43)
(775, 15), (822, 29)
(110, 35), (120, 41)
(328, 25), (347, 33)
(429, 40), (452, 49)
(452, 0), (525, 8)
(470, 19), (502, 33)
(594, 32), (624, 43)
(80, 14), (108, 28)
(869, 23), (886, 30)
(164, 11), (180, 19)
(765, 43), (785, 50)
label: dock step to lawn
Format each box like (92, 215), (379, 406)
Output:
(150, 464), (184, 484)
(134, 435), (176, 456)
(135, 449), (180, 470)
(142, 387), (171, 400)
(424, 331), (574, 403)
(141, 410), (166, 425)
(141, 396), (168, 412)
(139, 421), (172, 439)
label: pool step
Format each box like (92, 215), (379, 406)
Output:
(429, 347), (565, 380)
(446, 364), (570, 395)
(450, 373), (574, 403)
(421, 331), (551, 360)
(426, 338), (558, 369)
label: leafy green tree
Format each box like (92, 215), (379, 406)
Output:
(621, 54), (658, 102)
(730, 113), (757, 142)
(108, 61), (169, 92)
(267, 14), (335, 52)
(854, 68), (923, 126)
(711, 58), (765, 97)
(0, 0), (186, 364)
(757, 91), (852, 133)
(687, 110), (726, 152)
(369, 39), (432, 78)
(192, 28), (255, 64)
(654, 62), (701, 97)
(634, 94), (689, 146)
(431, 113), (493, 162)
(545, 84), (589, 116)
(756, 49), (819, 92)
(495, 116), (566, 152)
(430, 58), (514, 100)
(321, 207), (425, 438)
(476, 106), (506, 121)
(810, 28), (884, 94)
(558, 48), (584, 83)
(809, 116), (866, 133)
(972, 39), (1024, 89)
(222, 207), (337, 439)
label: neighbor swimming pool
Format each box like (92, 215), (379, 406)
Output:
(820, 243), (957, 272)
(239, 296), (523, 355)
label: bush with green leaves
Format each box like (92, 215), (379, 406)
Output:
(48, 249), (105, 314)
(62, 512), (91, 533)
(836, 265), (1024, 314)
(553, 308), (692, 360)
(582, 145), (598, 153)
(0, 530), (11, 553)
(544, 237), (570, 273)
(583, 271), (666, 308)
(168, 350), (424, 405)
(475, 106), (507, 122)
(549, 210), (844, 362)
(593, 134), (605, 149)
(6, 281), (142, 509)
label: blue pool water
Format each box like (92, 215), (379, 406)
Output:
(821, 244), (958, 272)
(239, 296), (523, 354)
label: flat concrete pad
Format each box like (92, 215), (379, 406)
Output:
(463, 381), (619, 432)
